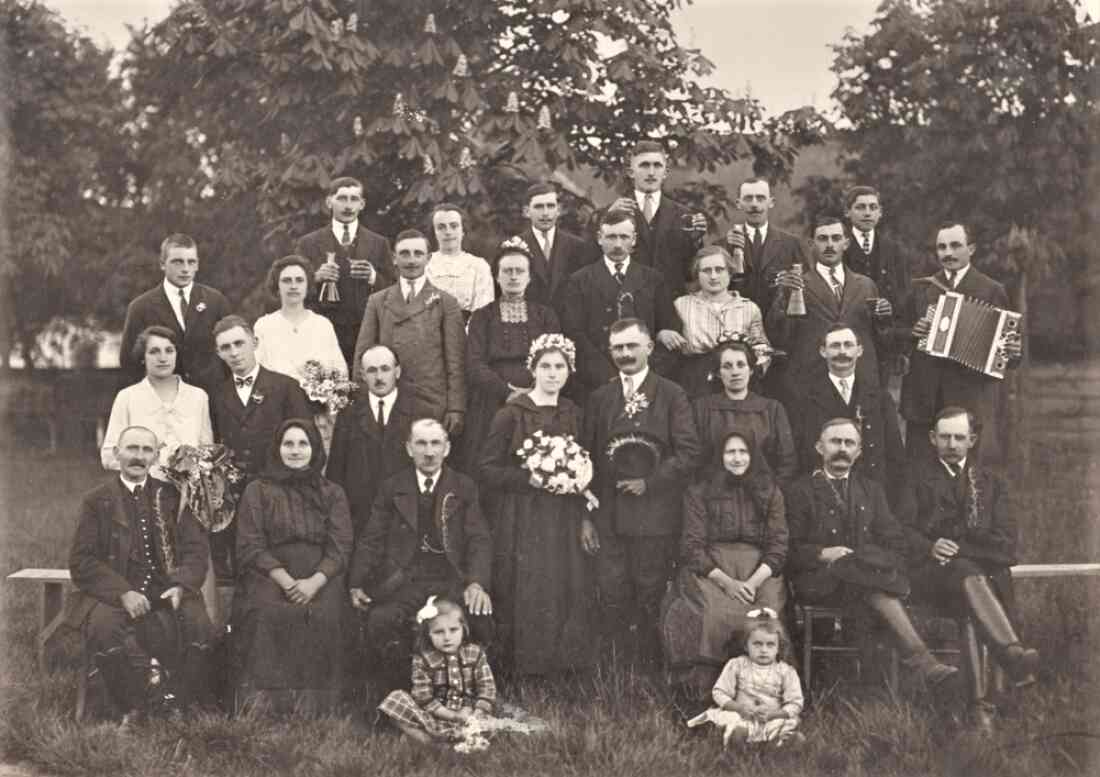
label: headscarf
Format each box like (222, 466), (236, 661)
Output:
(716, 429), (776, 516)
(260, 418), (328, 511)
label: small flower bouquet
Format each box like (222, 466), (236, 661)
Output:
(301, 359), (357, 415)
(516, 430), (599, 511)
(163, 444), (244, 533)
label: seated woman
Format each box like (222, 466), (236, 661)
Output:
(673, 246), (770, 400)
(233, 418), (353, 715)
(692, 340), (797, 484)
(457, 237), (560, 473)
(661, 431), (788, 699)
(101, 325), (213, 478)
(426, 203), (494, 323)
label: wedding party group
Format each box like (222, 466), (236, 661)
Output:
(65, 138), (1035, 746)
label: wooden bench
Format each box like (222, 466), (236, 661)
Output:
(796, 562), (1100, 695)
(6, 568), (73, 675)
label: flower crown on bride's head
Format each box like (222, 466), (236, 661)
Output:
(526, 333), (577, 373)
(498, 235), (533, 259)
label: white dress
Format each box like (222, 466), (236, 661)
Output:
(426, 251), (495, 314)
(254, 309), (348, 381)
(100, 377), (214, 479)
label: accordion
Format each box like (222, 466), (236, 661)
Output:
(917, 291), (1021, 379)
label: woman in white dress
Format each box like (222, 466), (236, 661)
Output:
(254, 255), (348, 382)
(254, 255), (348, 454)
(426, 203), (494, 322)
(101, 325), (213, 477)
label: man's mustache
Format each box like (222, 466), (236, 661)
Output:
(828, 452), (852, 463)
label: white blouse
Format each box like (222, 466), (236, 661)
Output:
(101, 378), (214, 478)
(254, 309), (348, 383)
(426, 251), (495, 314)
(674, 292), (770, 356)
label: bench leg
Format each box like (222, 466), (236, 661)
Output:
(802, 610), (813, 695)
(37, 582), (66, 675)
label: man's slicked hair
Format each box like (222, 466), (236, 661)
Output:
(160, 233), (197, 263)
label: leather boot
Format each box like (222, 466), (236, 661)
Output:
(95, 648), (146, 718)
(175, 644), (214, 710)
(868, 592), (958, 687)
(961, 576), (1039, 682)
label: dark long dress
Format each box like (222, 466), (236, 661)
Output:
(478, 394), (594, 676)
(457, 300), (560, 472)
(692, 391), (797, 484)
(233, 477), (353, 713)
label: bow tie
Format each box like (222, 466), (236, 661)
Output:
(235, 375), (254, 389)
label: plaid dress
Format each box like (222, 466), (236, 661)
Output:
(379, 643), (497, 739)
(690, 656), (802, 744)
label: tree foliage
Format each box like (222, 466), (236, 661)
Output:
(0, 0), (132, 361)
(133, 0), (827, 250)
(804, 0), (1096, 280)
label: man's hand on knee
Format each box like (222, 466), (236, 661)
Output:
(120, 590), (151, 619)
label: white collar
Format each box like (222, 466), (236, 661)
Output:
(370, 388), (398, 413)
(534, 225), (556, 240)
(120, 476), (149, 493)
(164, 279), (194, 299)
(817, 262), (845, 284)
(749, 222), (769, 241)
(234, 364), (261, 384)
(854, 228), (875, 248)
(940, 457), (967, 475)
(604, 256), (630, 275)
(822, 469), (849, 482)
(945, 264), (971, 287)
(634, 190), (661, 212)
(331, 219), (359, 242)
(401, 276), (426, 297)
(416, 468), (440, 493)
(828, 371), (855, 395)
(620, 365), (649, 391)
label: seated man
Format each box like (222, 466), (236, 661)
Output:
(64, 426), (216, 722)
(786, 418), (958, 691)
(898, 406), (1037, 731)
(348, 418), (492, 694)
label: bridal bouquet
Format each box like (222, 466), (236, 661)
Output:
(301, 359), (357, 415)
(163, 444), (244, 533)
(516, 430), (599, 511)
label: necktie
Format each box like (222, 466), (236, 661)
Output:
(829, 267), (843, 301)
(235, 375), (254, 389)
(860, 232), (871, 254)
(623, 375), (634, 399)
(423, 476), (433, 494)
(178, 288), (188, 330)
(377, 399), (386, 427)
(752, 228), (763, 256)
(643, 193), (656, 224)
(613, 261), (625, 285)
(341, 223), (352, 246)
(405, 282), (415, 305)
(539, 229), (551, 257)
(945, 269), (956, 288)
(946, 462), (959, 478)
(839, 377), (850, 404)
(836, 478), (848, 502)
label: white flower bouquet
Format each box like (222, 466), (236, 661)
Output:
(300, 359), (357, 415)
(516, 430), (599, 511)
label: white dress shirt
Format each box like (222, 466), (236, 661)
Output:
(120, 476), (149, 493)
(400, 276), (427, 302)
(604, 256), (631, 276)
(233, 364), (261, 405)
(940, 457), (967, 477)
(816, 262), (846, 289)
(829, 372), (854, 405)
(331, 219), (359, 244)
(945, 264), (971, 289)
(416, 469), (439, 493)
(535, 226), (556, 258)
(163, 279), (193, 330)
(634, 190), (662, 217)
(855, 228), (875, 253)
(372, 389), (398, 425)
(619, 365), (649, 398)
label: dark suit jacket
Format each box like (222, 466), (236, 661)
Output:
(353, 280), (466, 420)
(844, 231), (913, 372)
(210, 366), (312, 475)
(516, 226), (592, 318)
(789, 373), (905, 505)
(900, 266), (1013, 429)
(766, 267), (886, 396)
(740, 226), (812, 315)
(562, 259), (678, 396)
(326, 385), (416, 536)
(348, 466), (492, 597)
(895, 458), (1016, 569)
(297, 224), (396, 364)
(65, 477), (209, 628)
(623, 195), (699, 297)
(120, 282), (232, 394)
(584, 370), (701, 537)
(785, 471), (908, 602)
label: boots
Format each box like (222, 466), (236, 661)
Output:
(868, 592), (958, 687)
(175, 643), (215, 710)
(961, 576), (1039, 682)
(95, 648), (147, 719)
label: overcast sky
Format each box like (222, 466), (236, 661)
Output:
(44, 0), (1100, 117)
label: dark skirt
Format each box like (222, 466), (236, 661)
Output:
(233, 541), (345, 711)
(661, 543), (786, 668)
(492, 490), (595, 676)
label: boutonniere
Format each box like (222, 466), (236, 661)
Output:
(152, 488), (176, 573)
(439, 492), (455, 553)
(251, 392), (265, 405)
(854, 404), (864, 424)
(426, 292), (441, 307)
(965, 467), (982, 529)
(623, 392), (649, 418)
(195, 301), (207, 313)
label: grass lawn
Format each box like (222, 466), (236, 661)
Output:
(1, 437), (1098, 776)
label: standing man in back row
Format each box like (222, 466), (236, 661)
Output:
(297, 177), (396, 366)
(515, 182), (592, 319)
(120, 234), (232, 395)
(602, 140), (705, 297)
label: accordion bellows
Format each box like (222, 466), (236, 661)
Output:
(917, 291), (1021, 379)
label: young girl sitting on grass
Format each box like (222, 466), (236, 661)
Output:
(688, 608), (804, 746)
(379, 596), (497, 744)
